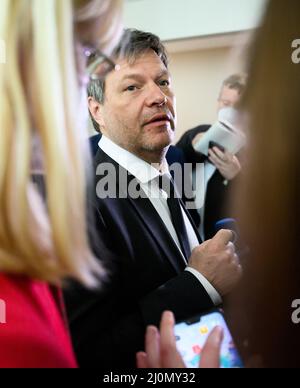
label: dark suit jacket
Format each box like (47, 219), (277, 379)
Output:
(64, 148), (214, 368)
(177, 125), (237, 239)
(90, 132), (190, 222)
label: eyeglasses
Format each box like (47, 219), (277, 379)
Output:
(84, 47), (117, 81)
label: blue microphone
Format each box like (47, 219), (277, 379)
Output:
(215, 218), (238, 244)
(215, 218), (249, 259)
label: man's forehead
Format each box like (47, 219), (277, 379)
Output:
(113, 51), (168, 76)
(221, 86), (239, 96)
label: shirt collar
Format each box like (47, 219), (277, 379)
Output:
(99, 135), (170, 184)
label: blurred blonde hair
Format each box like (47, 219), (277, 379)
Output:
(0, 0), (122, 286)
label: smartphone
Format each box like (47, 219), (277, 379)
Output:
(209, 141), (226, 153)
(174, 309), (244, 368)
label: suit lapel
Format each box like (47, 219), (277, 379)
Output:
(94, 149), (187, 272)
(179, 197), (203, 244)
(127, 195), (187, 272)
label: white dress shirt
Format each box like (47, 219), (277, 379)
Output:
(193, 162), (216, 241)
(99, 135), (222, 306)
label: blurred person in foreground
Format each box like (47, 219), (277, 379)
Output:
(0, 0), (123, 368)
(138, 0), (300, 368)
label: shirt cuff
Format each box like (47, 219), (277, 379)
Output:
(185, 267), (222, 306)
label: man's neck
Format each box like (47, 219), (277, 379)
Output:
(102, 133), (169, 171)
(133, 148), (168, 171)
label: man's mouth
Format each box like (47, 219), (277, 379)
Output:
(144, 113), (172, 127)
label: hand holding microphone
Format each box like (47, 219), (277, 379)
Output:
(215, 218), (250, 260)
(188, 229), (242, 297)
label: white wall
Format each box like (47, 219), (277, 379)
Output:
(124, 0), (266, 41)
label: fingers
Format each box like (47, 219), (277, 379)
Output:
(230, 252), (243, 282)
(229, 230), (238, 244)
(232, 252), (240, 265)
(212, 147), (234, 162)
(212, 229), (235, 247)
(226, 241), (235, 253)
(136, 352), (148, 369)
(236, 261), (243, 277)
(227, 246), (242, 276)
(211, 147), (227, 160)
(138, 312), (186, 369)
(145, 326), (161, 368)
(160, 311), (175, 345)
(137, 326), (160, 368)
(208, 149), (226, 168)
(208, 147), (237, 169)
(160, 311), (186, 368)
(199, 326), (224, 368)
(209, 147), (228, 164)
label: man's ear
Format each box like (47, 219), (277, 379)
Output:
(87, 96), (105, 129)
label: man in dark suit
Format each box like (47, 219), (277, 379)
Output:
(65, 29), (242, 368)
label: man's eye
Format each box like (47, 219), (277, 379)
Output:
(159, 80), (170, 87)
(125, 85), (138, 92)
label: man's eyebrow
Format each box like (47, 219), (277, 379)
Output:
(120, 70), (170, 83)
(156, 70), (170, 80)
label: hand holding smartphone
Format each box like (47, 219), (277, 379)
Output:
(209, 141), (226, 153)
(174, 309), (244, 368)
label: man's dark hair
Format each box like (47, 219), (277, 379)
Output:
(87, 29), (169, 133)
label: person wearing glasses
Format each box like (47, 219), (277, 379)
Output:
(0, 0), (123, 368)
(64, 29), (242, 368)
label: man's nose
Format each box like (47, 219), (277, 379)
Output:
(145, 83), (168, 107)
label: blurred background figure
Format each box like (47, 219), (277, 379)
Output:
(177, 74), (247, 240)
(0, 0), (122, 368)
(217, 74), (247, 110)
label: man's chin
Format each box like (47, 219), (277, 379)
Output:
(145, 129), (174, 149)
